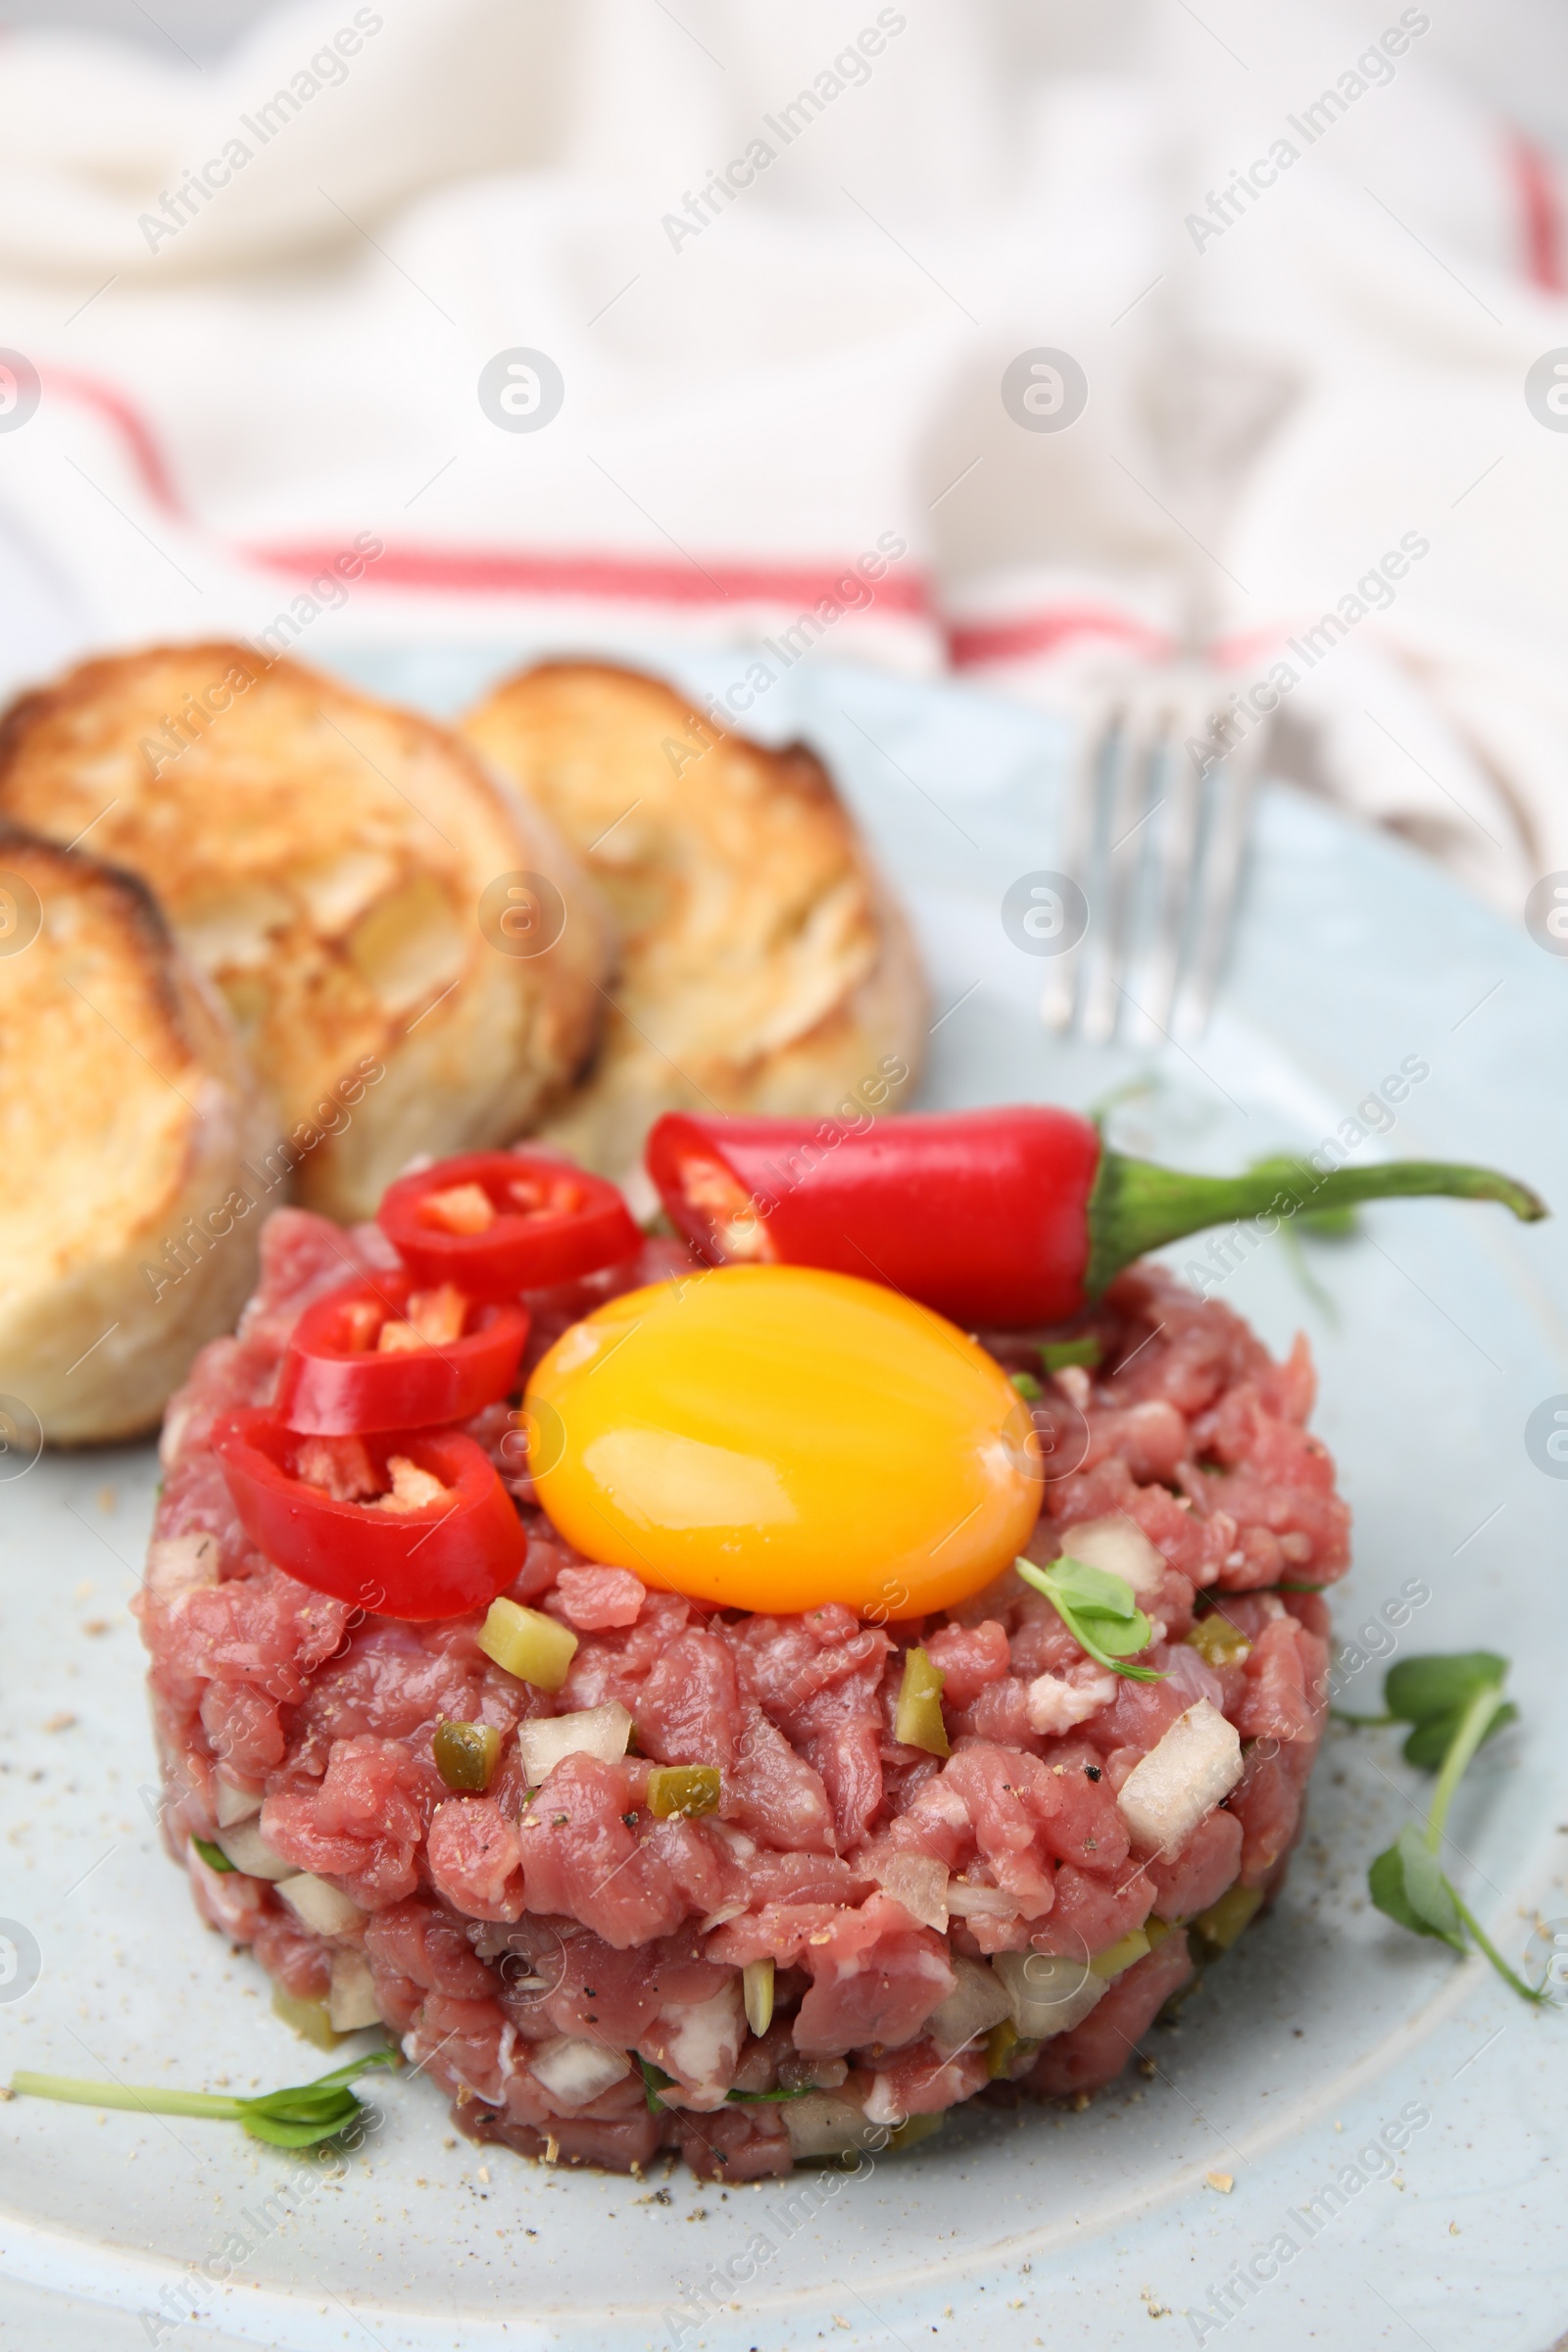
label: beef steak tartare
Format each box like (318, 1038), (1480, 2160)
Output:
(137, 1206), (1343, 2180)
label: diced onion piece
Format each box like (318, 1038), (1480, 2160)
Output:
(271, 1984), (339, 2050)
(1089, 1926), (1151, 1981)
(216, 1820), (295, 1882)
(944, 1880), (1018, 1919)
(1055, 1513), (1167, 1596)
(214, 1776), (263, 1828)
(647, 1763), (721, 1819)
(433, 1719), (502, 1792)
(926, 1954), (1012, 2056)
(873, 1851), (950, 1932)
(328, 1949), (382, 2033)
(276, 1873), (363, 1937)
(782, 2091), (875, 2160)
(1116, 1699), (1244, 1854)
(661, 1981), (745, 2096)
(421, 1182), (495, 1235)
(894, 1646), (950, 1757)
(529, 2035), (632, 2109)
(992, 1947), (1106, 2040)
(517, 1700), (632, 1786)
(1191, 1883), (1262, 1951)
(743, 1957), (775, 2038)
(478, 1596), (578, 1690)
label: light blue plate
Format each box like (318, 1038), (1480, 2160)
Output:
(3, 653), (1566, 2352)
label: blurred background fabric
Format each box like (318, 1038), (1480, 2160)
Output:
(0, 0), (1564, 912)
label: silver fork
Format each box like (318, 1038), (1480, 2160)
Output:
(1040, 669), (1269, 1047)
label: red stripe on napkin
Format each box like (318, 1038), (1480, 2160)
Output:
(948, 607), (1173, 667)
(1510, 133), (1565, 293)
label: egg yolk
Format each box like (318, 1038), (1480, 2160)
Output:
(525, 1264), (1043, 1618)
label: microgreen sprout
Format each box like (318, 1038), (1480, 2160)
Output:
(638, 2056), (811, 2112)
(1342, 1652), (1541, 2004)
(1013, 1554), (1164, 1682)
(9, 2048), (400, 2147)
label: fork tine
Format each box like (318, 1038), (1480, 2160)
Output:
(1081, 692), (1156, 1047)
(1039, 696), (1111, 1036)
(1175, 716), (1267, 1039)
(1129, 680), (1215, 1044)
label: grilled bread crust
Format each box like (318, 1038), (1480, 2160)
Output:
(461, 662), (926, 1179)
(0, 645), (611, 1221)
(0, 825), (276, 1443)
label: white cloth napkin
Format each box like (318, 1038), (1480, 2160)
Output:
(0, 0), (1563, 911)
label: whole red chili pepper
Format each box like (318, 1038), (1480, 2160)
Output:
(646, 1107), (1545, 1328)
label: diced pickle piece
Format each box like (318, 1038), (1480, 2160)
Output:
(477, 1596), (578, 1690)
(1041, 1337), (1102, 1373)
(985, 2018), (1018, 2079)
(270, 1985), (340, 2051)
(1089, 1926), (1152, 1980)
(646, 1763), (721, 1819)
(984, 2019), (1043, 2080)
(1190, 1883), (1263, 1953)
(433, 1719), (502, 1792)
(1185, 1613), (1251, 1668)
(887, 2113), (946, 2152)
(895, 1645), (950, 1757)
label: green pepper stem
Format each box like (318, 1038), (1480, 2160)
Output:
(9, 2072), (245, 2121)
(1085, 1152), (1546, 1297)
(1426, 1684), (1509, 1852)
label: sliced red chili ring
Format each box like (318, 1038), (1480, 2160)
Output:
(213, 1412), (525, 1620)
(377, 1151), (641, 1298)
(275, 1271), (529, 1436)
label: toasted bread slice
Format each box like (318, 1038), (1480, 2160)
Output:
(0, 646), (610, 1221)
(0, 826), (275, 1444)
(461, 662), (927, 1179)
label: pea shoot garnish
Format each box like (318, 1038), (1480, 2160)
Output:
(9, 2047), (399, 2147)
(1014, 1554), (1164, 1682)
(1342, 1652), (1542, 2004)
(637, 2056), (811, 2111)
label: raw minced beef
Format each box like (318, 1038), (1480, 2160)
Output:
(136, 1207), (1344, 2180)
